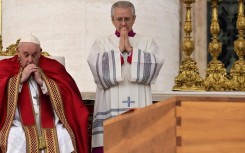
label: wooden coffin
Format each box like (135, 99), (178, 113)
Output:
(104, 96), (245, 153)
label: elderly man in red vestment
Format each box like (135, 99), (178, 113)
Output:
(0, 34), (89, 153)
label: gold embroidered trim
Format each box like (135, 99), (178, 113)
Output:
(43, 128), (60, 153)
(40, 70), (77, 152)
(23, 126), (39, 153)
(24, 127), (59, 153)
(0, 73), (21, 152)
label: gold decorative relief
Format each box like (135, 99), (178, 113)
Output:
(229, 0), (245, 91)
(173, 0), (204, 91)
(204, 0), (230, 91)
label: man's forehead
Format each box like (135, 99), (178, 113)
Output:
(20, 49), (39, 53)
(19, 42), (40, 48)
(114, 7), (132, 15)
(18, 42), (40, 52)
(19, 42), (39, 45)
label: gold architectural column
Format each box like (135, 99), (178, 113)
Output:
(0, 1), (23, 56)
(192, 0), (207, 78)
(0, 0), (1, 34)
(0, 0), (2, 53)
(204, 0), (230, 91)
(180, 0), (207, 78)
(229, 0), (245, 91)
(173, 0), (204, 91)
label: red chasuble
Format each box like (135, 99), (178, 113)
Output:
(0, 55), (89, 153)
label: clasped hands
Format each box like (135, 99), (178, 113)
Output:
(119, 27), (133, 53)
(20, 64), (43, 86)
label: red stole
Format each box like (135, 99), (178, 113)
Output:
(18, 82), (55, 128)
(18, 80), (60, 152)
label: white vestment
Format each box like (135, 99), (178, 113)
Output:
(87, 33), (164, 148)
(6, 78), (74, 153)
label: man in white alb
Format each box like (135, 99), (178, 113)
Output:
(87, 1), (164, 153)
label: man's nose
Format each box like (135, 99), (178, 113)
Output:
(121, 20), (127, 25)
(27, 56), (33, 63)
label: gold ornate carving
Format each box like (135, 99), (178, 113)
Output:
(0, 35), (3, 53)
(229, 0), (245, 91)
(0, 35), (50, 56)
(173, 0), (204, 91)
(204, 0), (230, 91)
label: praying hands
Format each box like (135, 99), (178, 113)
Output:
(119, 27), (133, 53)
(21, 64), (43, 86)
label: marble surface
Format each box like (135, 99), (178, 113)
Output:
(81, 91), (245, 101)
(2, 0), (180, 92)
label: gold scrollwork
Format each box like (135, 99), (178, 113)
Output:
(0, 35), (50, 56)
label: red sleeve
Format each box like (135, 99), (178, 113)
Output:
(127, 50), (133, 64)
(121, 54), (124, 65)
(0, 56), (19, 130)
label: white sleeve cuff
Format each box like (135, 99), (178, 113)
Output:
(41, 82), (49, 95)
(19, 84), (23, 93)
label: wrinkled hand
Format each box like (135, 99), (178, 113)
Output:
(21, 64), (43, 86)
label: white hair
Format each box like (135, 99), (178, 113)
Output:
(111, 1), (135, 17)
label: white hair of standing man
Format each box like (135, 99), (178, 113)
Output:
(111, 1), (136, 17)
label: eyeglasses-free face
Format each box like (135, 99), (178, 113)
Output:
(112, 7), (136, 32)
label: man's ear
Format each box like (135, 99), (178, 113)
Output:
(133, 15), (136, 21)
(132, 15), (136, 24)
(111, 16), (115, 22)
(17, 48), (20, 56)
